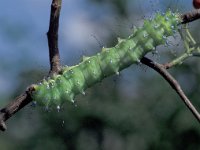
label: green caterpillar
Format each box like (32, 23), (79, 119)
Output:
(32, 10), (181, 110)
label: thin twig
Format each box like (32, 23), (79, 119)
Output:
(163, 24), (197, 69)
(47, 0), (62, 75)
(163, 53), (192, 69)
(0, 0), (63, 132)
(141, 57), (200, 123)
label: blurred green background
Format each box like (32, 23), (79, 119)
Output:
(1, 0), (200, 150)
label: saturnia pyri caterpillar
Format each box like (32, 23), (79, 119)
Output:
(32, 10), (181, 110)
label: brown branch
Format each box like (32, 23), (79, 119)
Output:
(47, 0), (62, 75)
(181, 10), (200, 24)
(0, 9), (199, 132)
(0, 0), (63, 132)
(0, 85), (35, 131)
(141, 57), (200, 123)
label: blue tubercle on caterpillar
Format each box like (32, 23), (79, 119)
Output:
(32, 10), (182, 109)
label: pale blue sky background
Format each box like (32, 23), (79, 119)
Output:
(0, 0), (192, 102)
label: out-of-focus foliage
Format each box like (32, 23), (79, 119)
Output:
(1, 0), (200, 150)
(89, 0), (128, 16)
